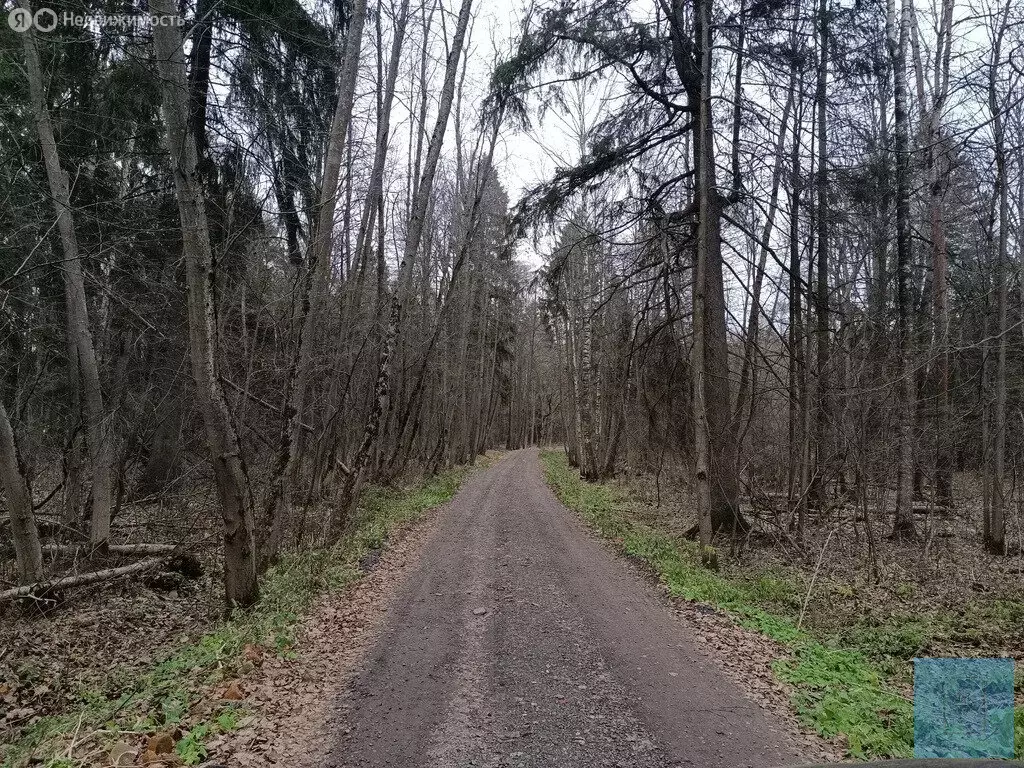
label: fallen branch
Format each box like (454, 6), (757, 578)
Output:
(33, 479), (64, 511)
(41, 543), (179, 557)
(845, 503), (953, 518)
(0, 556), (167, 602)
(797, 528), (835, 630)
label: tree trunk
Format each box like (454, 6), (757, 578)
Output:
(0, 400), (44, 584)
(788, 80), (808, 540)
(577, 234), (598, 480)
(668, 0), (746, 537)
(19, 3), (113, 548)
(62, 332), (86, 532)
(888, 0), (918, 540)
(702, 204), (744, 533)
(0, 555), (168, 603)
(691, 0), (716, 550)
(151, 0), (259, 609)
(987, 2), (1010, 554)
(810, 0), (830, 511)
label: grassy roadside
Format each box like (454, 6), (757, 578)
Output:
(540, 450), (1024, 760)
(3, 461), (483, 768)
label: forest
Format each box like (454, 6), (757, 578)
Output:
(1, 0), (1023, 761)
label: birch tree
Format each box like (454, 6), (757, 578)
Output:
(334, 0), (475, 532)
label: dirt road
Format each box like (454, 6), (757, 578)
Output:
(329, 449), (805, 768)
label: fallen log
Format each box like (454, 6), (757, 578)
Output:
(852, 503), (953, 522)
(911, 503), (952, 515)
(41, 543), (178, 557)
(0, 556), (167, 602)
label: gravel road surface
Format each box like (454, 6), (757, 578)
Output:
(330, 448), (805, 768)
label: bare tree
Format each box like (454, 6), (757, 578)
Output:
(19, 1), (113, 548)
(888, 0), (918, 539)
(151, 0), (259, 608)
(334, 0), (475, 532)
(985, 0), (1015, 555)
(0, 400), (43, 584)
(262, 0), (371, 567)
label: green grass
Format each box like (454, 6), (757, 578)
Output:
(540, 450), (1024, 760)
(2, 466), (472, 768)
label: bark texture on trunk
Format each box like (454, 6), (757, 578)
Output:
(691, 0), (719, 548)
(888, 0), (918, 540)
(668, 0), (746, 538)
(988, 24), (1009, 555)
(151, 0), (260, 609)
(811, 0), (830, 511)
(0, 401), (44, 584)
(20, 3), (113, 548)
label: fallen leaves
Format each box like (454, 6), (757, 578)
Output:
(202, 510), (442, 768)
(1, 504), (221, 752)
(242, 644), (264, 666)
(140, 750), (184, 766)
(140, 728), (186, 767)
(146, 730), (176, 755)
(220, 680), (246, 701)
(3, 706), (35, 722)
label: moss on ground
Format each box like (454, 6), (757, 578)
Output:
(540, 449), (1023, 760)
